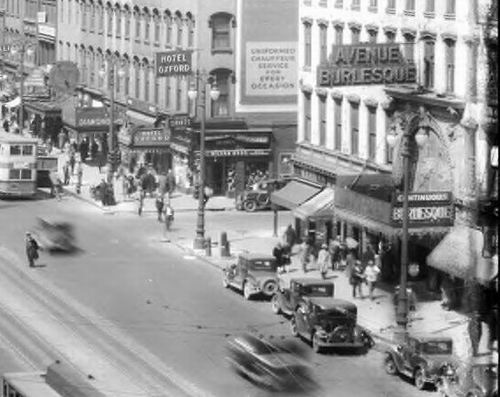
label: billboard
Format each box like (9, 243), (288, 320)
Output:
(236, 0), (298, 111)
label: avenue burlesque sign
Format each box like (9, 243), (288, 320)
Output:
(391, 192), (455, 228)
(317, 43), (417, 86)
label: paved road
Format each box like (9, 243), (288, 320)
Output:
(0, 195), (431, 397)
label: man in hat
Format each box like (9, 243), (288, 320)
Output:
(25, 232), (40, 268)
(317, 243), (331, 279)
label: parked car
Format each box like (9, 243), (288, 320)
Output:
(223, 253), (278, 300)
(239, 178), (290, 212)
(226, 333), (317, 392)
(384, 335), (456, 390)
(290, 297), (373, 353)
(271, 276), (334, 316)
(33, 217), (76, 252)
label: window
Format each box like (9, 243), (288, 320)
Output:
(144, 66), (150, 101)
(124, 66), (130, 96)
(68, 0), (71, 23)
(154, 79), (159, 104)
(188, 18), (195, 47)
(211, 14), (231, 50)
(386, 115), (393, 164)
(386, 0), (396, 13)
(445, 0), (456, 17)
(405, 0), (415, 15)
(165, 14), (172, 45)
(367, 106), (377, 161)
(350, 101), (359, 156)
(304, 23), (312, 67)
(144, 13), (150, 42)
(368, 29), (377, 43)
(319, 96), (327, 146)
(124, 10), (130, 38)
(351, 28), (360, 44)
(10, 145), (21, 155)
(135, 12), (141, 40)
(423, 40), (435, 89)
(89, 4), (95, 32)
(445, 39), (455, 93)
(8, 169), (31, 180)
(368, 0), (377, 12)
(319, 24), (328, 63)
(334, 99), (342, 150)
(304, 93), (311, 142)
(82, 2), (87, 30)
(351, 0), (360, 11)
(334, 26), (343, 45)
(98, 4), (104, 33)
(386, 31), (395, 43)
(154, 16), (160, 43)
(134, 63), (140, 97)
(425, 0), (435, 13)
(165, 77), (171, 107)
(116, 9), (121, 37)
(177, 19), (183, 46)
(211, 70), (230, 117)
(9, 169), (19, 179)
(60, 0), (64, 22)
(107, 7), (113, 36)
(176, 79), (182, 111)
(403, 34), (415, 63)
(334, 0), (343, 8)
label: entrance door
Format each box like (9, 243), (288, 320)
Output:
(211, 159), (224, 195)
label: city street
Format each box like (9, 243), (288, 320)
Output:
(0, 195), (431, 397)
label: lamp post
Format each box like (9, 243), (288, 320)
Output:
(387, 107), (430, 337)
(188, 70), (220, 249)
(99, 59), (125, 174)
(10, 40), (36, 134)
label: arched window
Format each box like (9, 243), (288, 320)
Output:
(89, 1), (95, 32)
(133, 58), (140, 97)
(97, 1), (104, 33)
(143, 60), (150, 101)
(107, 4), (113, 37)
(153, 9), (160, 44)
(175, 12), (183, 47)
(211, 69), (231, 117)
(134, 7), (141, 41)
(143, 8), (150, 43)
(186, 13), (195, 47)
(210, 13), (233, 52)
(89, 48), (95, 85)
(115, 6), (121, 38)
(423, 38), (435, 89)
(81, 1), (87, 31)
(124, 5), (130, 39)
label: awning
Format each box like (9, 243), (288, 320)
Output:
(334, 206), (396, 237)
(126, 109), (156, 126)
(4, 96), (20, 109)
(426, 226), (496, 284)
(271, 180), (321, 210)
(293, 187), (335, 220)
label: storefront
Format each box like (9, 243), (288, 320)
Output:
(23, 100), (62, 144)
(125, 126), (172, 174)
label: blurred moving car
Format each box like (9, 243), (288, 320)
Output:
(33, 217), (76, 252)
(223, 253), (278, 300)
(226, 333), (316, 392)
(291, 298), (373, 353)
(384, 335), (456, 391)
(271, 276), (335, 316)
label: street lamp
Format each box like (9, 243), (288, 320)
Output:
(387, 107), (430, 337)
(10, 40), (36, 134)
(98, 59), (125, 174)
(188, 70), (220, 249)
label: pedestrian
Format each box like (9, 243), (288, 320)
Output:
(137, 187), (144, 216)
(155, 194), (164, 222)
(99, 178), (107, 206)
(468, 312), (483, 356)
(75, 161), (83, 194)
(317, 243), (331, 279)
(2, 118), (9, 132)
(350, 260), (365, 298)
(300, 239), (314, 274)
(164, 203), (174, 231)
(363, 260), (380, 301)
(166, 169), (176, 196)
(283, 224), (297, 248)
(272, 242), (285, 273)
(69, 151), (76, 175)
(25, 232), (40, 268)
(62, 163), (70, 185)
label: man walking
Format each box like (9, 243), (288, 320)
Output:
(317, 243), (331, 279)
(155, 194), (164, 222)
(25, 232), (40, 268)
(364, 260), (380, 301)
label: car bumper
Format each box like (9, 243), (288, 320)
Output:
(315, 334), (365, 348)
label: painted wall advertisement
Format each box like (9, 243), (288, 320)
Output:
(238, 0), (298, 107)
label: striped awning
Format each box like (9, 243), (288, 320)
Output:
(293, 187), (335, 220)
(271, 180), (321, 210)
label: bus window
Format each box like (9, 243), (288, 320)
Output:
(9, 145), (21, 156)
(20, 169), (32, 180)
(22, 145), (34, 156)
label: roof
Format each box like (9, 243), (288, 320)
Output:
(2, 372), (63, 397)
(0, 132), (39, 144)
(239, 252), (276, 261)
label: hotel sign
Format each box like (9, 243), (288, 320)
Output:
(317, 43), (417, 87)
(391, 191), (454, 228)
(133, 127), (170, 146)
(155, 50), (192, 77)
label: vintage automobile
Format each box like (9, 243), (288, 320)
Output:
(222, 253), (278, 300)
(33, 217), (76, 252)
(271, 276), (334, 316)
(384, 335), (456, 390)
(226, 333), (316, 392)
(239, 178), (289, 212)
(290, 297), (372, 353)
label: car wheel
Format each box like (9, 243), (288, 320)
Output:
(271, 295), (282, 314)
(243, 283), (252, 300)
(312, 333), (322, 354)
(384, 355), (398, 375)
(243, 200), (257, 212)
(414, 368), (426, 390)
(261, 280), (277, 296)
(291, 315), (299, 337)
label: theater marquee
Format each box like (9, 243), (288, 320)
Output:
(317, 43), (417, 87)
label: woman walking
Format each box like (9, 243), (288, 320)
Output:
(350, 260), (365, 298)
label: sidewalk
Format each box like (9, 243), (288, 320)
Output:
(64, 162), (496, 365)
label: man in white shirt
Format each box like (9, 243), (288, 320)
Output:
(363, 260), (381, 301)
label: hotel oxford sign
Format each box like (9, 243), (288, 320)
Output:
(317, 43), (417, 87)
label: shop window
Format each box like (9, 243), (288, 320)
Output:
(304, 92), (311, 142)
(445, 39), (455, 94)
(350, 101), (359, 156)
(319, 95), (327, 146)
(279, 154), (293, 176)
(319, 24), (328, 63)
(211, 69), (231, 117)
(334, 26), (343, 45)
(334, 99), (342, 150)
(351, 28), (360, 44)
(304, 22), (312, 67)
(367, 106), (377, 161)
(423, 39), (435, 89)
(211, 13), (232, 52)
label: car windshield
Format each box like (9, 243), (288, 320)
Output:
(301, 285), (333, 297)
(249, 260), (275, 270)
(421, 341), (452, 355)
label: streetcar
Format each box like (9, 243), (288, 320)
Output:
(0, 132), (38, 197)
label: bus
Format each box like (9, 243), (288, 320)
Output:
(0, 132), (38, 197)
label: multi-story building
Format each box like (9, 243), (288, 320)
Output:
(292, 0), (497, 317)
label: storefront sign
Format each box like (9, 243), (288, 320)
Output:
(391, 191), (454, 227)
(168, 114), (192, 131)
(155, 50), (192, 77)
(75, 107), (109, 128)
(204, 149), (271, 157)
(133, 127), (170, 146)
(245, 42), (297, 96)
(317, 43), (417, 87)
